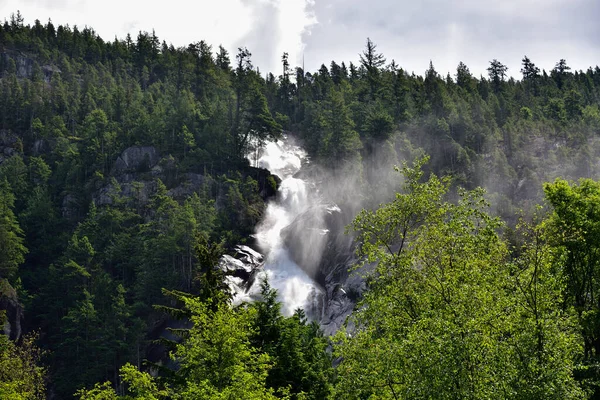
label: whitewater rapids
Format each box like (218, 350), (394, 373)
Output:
(242, 139), (323, 317)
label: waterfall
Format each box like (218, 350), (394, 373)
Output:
(247, 139), (323, 317)
(221, 135), (360, 331)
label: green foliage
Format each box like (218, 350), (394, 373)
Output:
(507, 216), (584, 398)
(520, 106), (533, 119)
(0, 155), (28, 205)
(303, 83), (362, 168)
(335, 159), (584, 399)
(0, 332), (46, 400)
(77, 363), (168, 400)
(82, 279), (334, 400)
(251, 280), (334, 399)
(194, 235), (227, 306)
(0, 179), (27, 280)
(218, 175), (265, 244)
(174, 297), (276, 399)
(1, 12), (600, 398)
(544, 179), (600, 394)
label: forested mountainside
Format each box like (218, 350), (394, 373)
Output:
(2, 10), (600, 399)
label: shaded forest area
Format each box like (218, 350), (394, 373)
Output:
(2, 10), (600, 399)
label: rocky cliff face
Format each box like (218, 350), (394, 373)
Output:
(0, 280), (24, 341)
(93, 146), (164, 207)
(222, 139), (366, 334)
(111, 146), (160, 175)
(93, 146), (279, 210)
(1, 51), (61, 82)
(280, 201), (366, 335)
(218, 196), (366, 335)
(0, 130), (20, 165)
(219, 245), (265, 299)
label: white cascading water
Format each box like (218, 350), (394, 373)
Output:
(246, 139), (322, 317)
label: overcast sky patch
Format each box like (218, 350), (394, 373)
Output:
(0, 0), (598, 78)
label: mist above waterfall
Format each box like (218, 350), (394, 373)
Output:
(243, 135), (408, 323)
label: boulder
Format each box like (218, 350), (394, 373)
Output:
(14, 54), (33, 79)
(320, 259), (370, 336)
(61, 193), (79, 219)
(94, 179), (158, 207)
(41, 64), (61, 83)
(0, 130), (19, 164)
(111, 146), (159, 175)
(218, 245), (265, 296)
(168, 173), (212, 200)
(240, 165), (281, 200)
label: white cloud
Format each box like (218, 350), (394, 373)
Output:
(0, 0), (316, 76)
(1, 1), (253, 60)
(302, 0), (600, 78)
(0, 0), (598, 78)
(274, 0), (317, 68)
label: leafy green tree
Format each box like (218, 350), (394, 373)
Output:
(424, 61), (448, 116)
(0, 332), (46, 400)
(194, 235), (227, 307)
(252, 280), (283, 353)
(521, 56), (541, 96)
(0, 155), (28, 208)
(77, 363), (168, 400)
(217, 175), (264, 243)
(564, 89), (583, 119)
(174, 297), (277, 399)
(507, 215), (584, 398)
(136, 179), (181, 307)
(80, 109), (117, 177)
(546, 98), (567, 123)
(544, 178), (600, 392)
(56, 289), (101, 393)
(553, 59), (572, 89)
(335, 159), (584, 399)
(309, 84), (362, 168)
(27, 157), (51, 187)
(252, 286), (334, 400)
(216, 45), (231, 71)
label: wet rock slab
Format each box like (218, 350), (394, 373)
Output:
(218, 245), (265, 295)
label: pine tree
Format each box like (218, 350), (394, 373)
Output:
(0, 179), (27, 280)
(487, 59), (508, 92)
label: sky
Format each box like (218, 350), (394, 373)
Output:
(1, 0), (599, 79)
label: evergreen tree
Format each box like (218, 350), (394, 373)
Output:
(521, 55), (540, 80)
(487, 59), (508, 92)
(359, 38), (386, 98)
(0, 179), (27, 280)
(456, 61), (475, 92)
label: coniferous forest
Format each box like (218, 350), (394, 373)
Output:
(2, 10), (600, 399)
